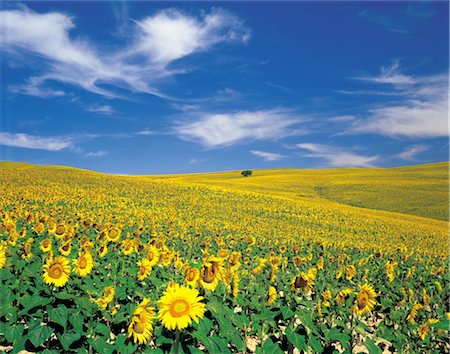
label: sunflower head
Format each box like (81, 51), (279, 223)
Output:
(53, 224), (67, 238)
(291, 273), (314, 294)
(199, 260), (223, 291)
(137, 259), (152, 280)
(185, 266), (200, 288)
(40, 238), (52, 253)
(43, 256), (71, 287)
(103, 286), (115, 303)
(352, 284), (376, 316)
(74, 252), (94, 277)
(158, 283), (205, 330)
(107, 227), (121, 242)
(267, 286), (277, 305)
(128, 298), (155, 344)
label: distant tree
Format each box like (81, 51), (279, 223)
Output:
(241, 170), (252, 177)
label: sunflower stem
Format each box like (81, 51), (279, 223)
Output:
(174, 329), (181, 354)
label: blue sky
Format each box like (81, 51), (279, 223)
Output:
(0, 1), (448, 174)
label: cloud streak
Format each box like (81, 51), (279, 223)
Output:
(398, 144), (430, 161)
(174, 109), (305, 148)
(250, 150), (284, 161)
(296, 143), (379, 168)
(0, 132), (73, 151)
(346, 62), (448, 138)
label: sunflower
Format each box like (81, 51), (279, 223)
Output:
(218, 248), (230, 259)
(232, 272), (240, 299)
(103, 286), (115, 303)
(74, 252), (94, 277)
(317, 300), (323, 317)
(33, 222), (45, 235)
(345, 265), (356, 280)
(0, 243), (7, 268)
(81, 237), (94, 253)
(121, 239), (136, 255)
(96, 298), (108, 310)
(59, 242), (72, 257)
(228, 252), (241, 268)
(407, 303), (423, 324)
(317, 257), (324, 270)
(252, 258), (267, 275)
(322, 289), (332, 307)
(137, 259), (152, 280)
(40, 238), (52, 253)
(159, 248), (173, 266)
(385, 261), (397, 282)
(422, 289), (431, 310)
(21, 237), (34, 259)
(128, 298), (155, 344)
(267, 286), (277, 305)
(291, 273), (314, 294)
(351, 284), (376, 316)
(418, 322), (430, 341)
(43, 256), (71, 287)
(199, 257), (223, 291)
(174, 259), (184, 269)
(52, 224), (68, 239)
(158, 283), (205, 330)
(98, 242), (108, 257)
(107, 227), (121, 242)
(185, 266), (200, 288)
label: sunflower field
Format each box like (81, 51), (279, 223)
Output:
(0, 162), (448, 353)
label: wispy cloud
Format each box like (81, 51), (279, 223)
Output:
(134, 129), (157, 136)
(250, 150), (284, 161)
(398, 144), (430, 161)
(86, 104), (114, 114)
(354, 60), (415, 85)
(0, 7), (249, 99)
(346, 62), (448, 138)
(174, 109), (305, 148)
(10, 77), (65, 98)
(296, 143), (379, 168)
(0, 132), (73, 151)
(84, 150), (109, 158)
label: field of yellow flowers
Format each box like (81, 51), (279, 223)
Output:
(0, 161), (448, 353)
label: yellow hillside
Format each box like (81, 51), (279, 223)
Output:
(158, 162), (449, 221)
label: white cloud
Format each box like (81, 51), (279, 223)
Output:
(250, 150), (284, 161)
(398, 144), (430, 161)
(296, 143), (379, 167)
(10, 77), (65, 98)
(0, 132), (72, 151)
(352, 98), (448, 138)
(174, 109), (304, 148)
(131, 8), (250, 67)
(84, 150), (109, 158)
(0, 7), (249, 99)
(348, 62), (448, 138)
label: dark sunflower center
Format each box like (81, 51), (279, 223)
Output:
(187, 269), (196, 281)
(295, 276), (308, 289)
(79, 257), (87, 269)
(133, 320), (146, 334)
(202, 265), (217, 283)
(357, 293), (369, 310)
(49, 264), (63, 279)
